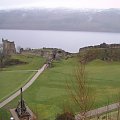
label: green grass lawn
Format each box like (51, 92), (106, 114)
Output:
(0, 54), (45, 119)
(0, 54), (45, 101)
(4, 58), (120, 120)
(0, 109), (10, 119)
(0, 71), (36, 102)
(3, 54), (45, 70)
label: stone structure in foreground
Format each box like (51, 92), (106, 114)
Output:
(10, 88), (36, 120)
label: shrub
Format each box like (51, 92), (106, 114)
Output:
(55, 112), (75, 120)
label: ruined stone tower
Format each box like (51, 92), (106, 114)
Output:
(2, 38), (16, 55)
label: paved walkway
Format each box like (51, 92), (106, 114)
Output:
(75, 102), (120, 120)
(1, 70), (38, 72)
(0, 64), (47, 108)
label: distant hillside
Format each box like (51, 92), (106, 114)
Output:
(79, 43), (120, 62)
(0, 8), (120, 33)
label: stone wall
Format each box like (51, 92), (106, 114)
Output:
(79, 43), (120, 52)
(21, 48), (71, 60)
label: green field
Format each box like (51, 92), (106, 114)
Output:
(3, 54), (45, 70)
(3, 58), (120, 120)
(0, 71), (35, 102)
(0, 54), (45, 102)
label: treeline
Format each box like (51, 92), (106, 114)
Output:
(79, 43), (120, 62)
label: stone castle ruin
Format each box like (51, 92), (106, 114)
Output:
(1, 38), (16, 55)
(79, 43), (120, 52)
(20, 48), (71, 60)
(0, 38), (72, 60)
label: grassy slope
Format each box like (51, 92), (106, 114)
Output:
(5, 58), (120, 120)
(0, 54), (45, 102)
(4, 58), (77, 120)
(3, 54), (45, 70)
(0, 109), (10, 119)
(0, 71), (35, 101)
(0, 54), (45, 119)
(87, 59), (120, 107)
(5, 59), (120, 120)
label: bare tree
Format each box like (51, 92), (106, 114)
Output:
(67, 58), (95, 120)
(0, 52), (5, 69)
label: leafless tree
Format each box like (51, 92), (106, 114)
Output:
(0, 52), (5, 70)
(67, 58), (95, 120)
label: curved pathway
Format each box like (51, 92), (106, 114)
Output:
(0, 64), (47, 108)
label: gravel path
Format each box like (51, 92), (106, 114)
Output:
(75, 102), (120, 119)
(1, 70), (38, 72)
(0, 64), (47, 108)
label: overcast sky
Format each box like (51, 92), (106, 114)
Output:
(0, 0), (120, 9)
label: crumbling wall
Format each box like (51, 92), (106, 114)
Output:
(2, 38), (16, 55)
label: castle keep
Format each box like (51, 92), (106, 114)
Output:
(2, 38), (16, 55)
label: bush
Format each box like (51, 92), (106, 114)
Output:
(4, 59), (27, 66)
(55, 112), (75, 120)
